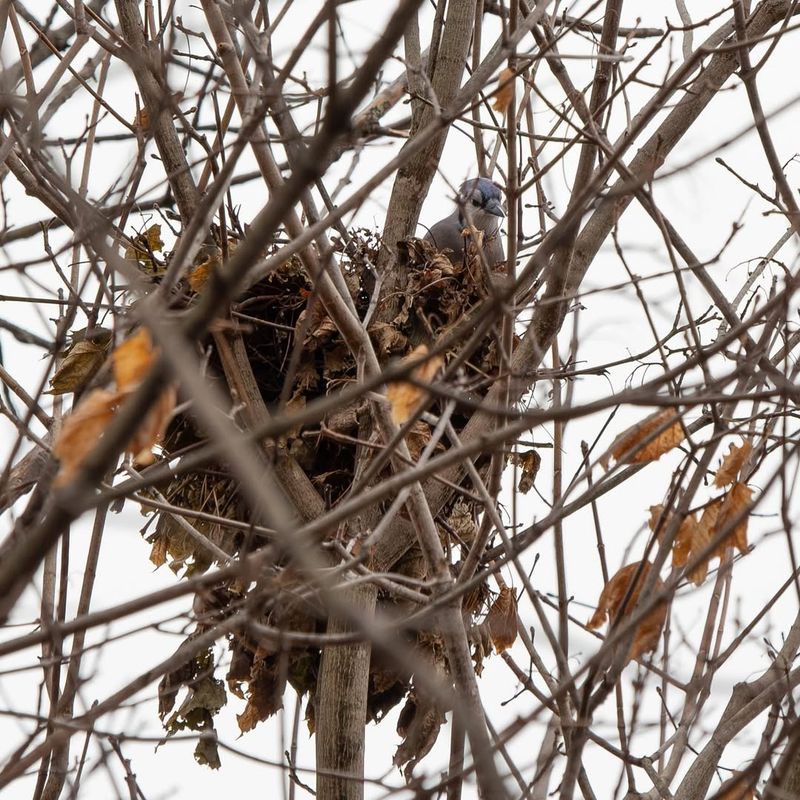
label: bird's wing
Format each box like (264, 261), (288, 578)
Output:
(423, 213), (464, 261)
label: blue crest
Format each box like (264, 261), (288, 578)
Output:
(459, 177), (502, 202)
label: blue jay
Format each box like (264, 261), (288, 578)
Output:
(423, 177), (505, 267)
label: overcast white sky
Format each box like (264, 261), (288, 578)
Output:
(1, 1), (800, 798)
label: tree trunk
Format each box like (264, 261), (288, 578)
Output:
(316, 583), (377, 800)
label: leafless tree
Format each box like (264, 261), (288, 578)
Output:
(1, 1), (800, 799)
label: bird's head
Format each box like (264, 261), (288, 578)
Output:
(456, 177), (505, 229)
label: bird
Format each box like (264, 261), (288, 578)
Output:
(423, 177), (505, 267)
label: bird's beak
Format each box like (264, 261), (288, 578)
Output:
(485, 198), (505, 217)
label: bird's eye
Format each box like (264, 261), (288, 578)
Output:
(471, 199), (481, 207)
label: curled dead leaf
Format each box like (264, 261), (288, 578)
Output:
(124, 224), (164, 270)
(511, 449), (541, 494)
(189, 242), (237, 292)
(236, 654), (285, 734)
(487, 586), (518, 653)
(675, 514), (713, 586)
(405, 419), (432, 461)
(149, 534), (168, 568)
(448, 499), (478, 547)
(647, 504), (665, 534)
(127, 384), (177, 466)
(464, 225), (486, 274)
(49, 338), (109, 395)
(714, 439), (752, 487)
(368, 322), (409, 356)
(697, 498), (722, 542)
(189, 252), (220, 292)
(600, 409), (684, 470)
(671, 514), (698, 569)
(53, 383), (176, 484)
(53, 388), (121, 486)
(714, 482), (752, 555)
(648, 505), (712, 586)
(386, 345), (444, 424)
(587, 561), (667, 663)
(113, 328), (155, 392)
(682, 498), (723, 583)
(492, 67), (515, 112)
(134, 107), (150, 129)
(394, 692), (445, 782)
(53, 328), (176, 482)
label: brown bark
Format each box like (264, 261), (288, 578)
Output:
(315, 584), (375, 800)
(317, 5), (477, 797)
(375, 0), (476, 320)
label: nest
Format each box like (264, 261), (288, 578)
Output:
(147, 227), (511, 770)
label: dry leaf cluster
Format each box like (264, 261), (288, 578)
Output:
(647, 440), (753, 586)
(144, 229), (516, 769)
(53, 328), (176, 485)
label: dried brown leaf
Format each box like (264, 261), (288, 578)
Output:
(295, 359), (319, 392)
(53, 328), (174, 482)
(188, 251), (220, 292)
(684, 498), (723, 582)
(134, 107), (150, 130)
(386, 345), (444, 424)
(53, 388), (121, 485)
(149, 534), (168, 568)
(405, 420), (432, 461)
(127, 384), (177, 466)
(511, 449), (541, 494)
(369, 322), (409, 356)
(386, 381), (421, 425)
(714, 439), (752, 487)
(429, 251), (456, 275)
(697, 498), (722, 541)
(492, 67), (515, 112)
(487, 586), (518, 654)
(323, 343), (351, 375)
(600, 409), (684, 470)
(679, 514), (713, 586)
(146, 224), (164, 252)
(587, 561), (666, 663)
(413, 346), (445, 384)
(448, 500), (477, 547)
(464, 225), (486, 273)
(237, 655), (284, 733)
(715, 482), (753, 555)
(393, 693), (445, 782)
(49, 339), (108, 395)
(629, 600), (667, 661)
(188, 243), (236, 292)
(586, 563), (640, 631)
(647, 504), (665, 533)
(113, 328), (155, 392)
(649, 505), (710, 584)
(672, 514), (698, 569)
(124, 224), (163, 269)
